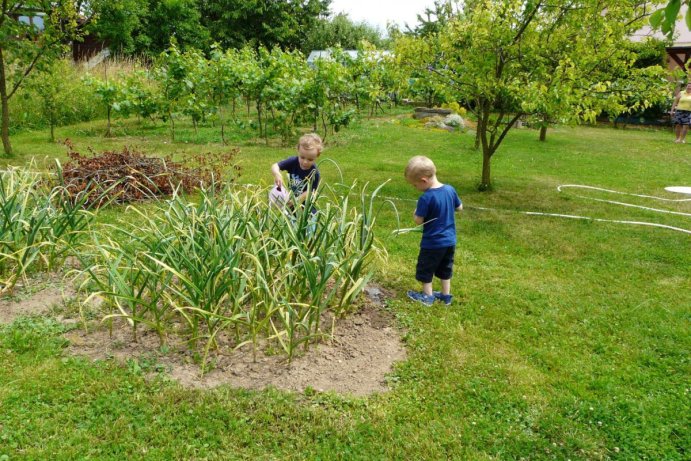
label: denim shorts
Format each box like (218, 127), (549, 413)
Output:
(673, 109), (691, 125)
(415, 246), (455, 283)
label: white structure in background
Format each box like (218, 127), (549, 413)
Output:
(307, 50), (358, 65)
(306, 50), (393, 67)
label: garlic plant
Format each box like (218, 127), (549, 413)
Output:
(78, 180), (387, 370)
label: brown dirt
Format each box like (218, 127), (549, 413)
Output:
(0, 277), (74, 324)
(63, 284), (407, 396)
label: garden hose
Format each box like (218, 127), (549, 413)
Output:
(383, 184), (691, 236)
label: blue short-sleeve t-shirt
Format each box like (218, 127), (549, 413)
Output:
(277, 156), (320, 196)
(415, 184), (462, 249)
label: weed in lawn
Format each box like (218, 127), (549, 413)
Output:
(1, 316), (67, 355)
(126, 354), (168, 375)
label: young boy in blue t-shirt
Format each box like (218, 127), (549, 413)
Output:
(270, 133), (322, 205)
(405, 156), (463, 306)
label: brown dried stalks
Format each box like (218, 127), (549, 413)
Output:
(58, 140), (241, 207)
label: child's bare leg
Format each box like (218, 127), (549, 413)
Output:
(675, 125), (682, 141)
(682, 125), (689, 142)
(422, 282), (433, 296)
(440, 279), (451, 295)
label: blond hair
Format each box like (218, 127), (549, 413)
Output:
(405, 156), (436, 180)
(298, 133), (323, 154)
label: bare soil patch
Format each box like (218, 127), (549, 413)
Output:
(0, 276), (74, 324)
(64, 285), (406, 396)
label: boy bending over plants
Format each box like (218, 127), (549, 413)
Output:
(270, 133), (323, 208)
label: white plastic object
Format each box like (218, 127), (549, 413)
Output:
(268, 185), (289, 207)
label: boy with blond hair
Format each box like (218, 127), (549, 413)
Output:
(271, 133), (323, 204)
(405, 156), (463, 306)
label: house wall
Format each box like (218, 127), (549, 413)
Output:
(631, 5), (691, 74)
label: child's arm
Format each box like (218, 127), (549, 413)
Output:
(270, 163), (283, 189)
(413, 213), (424, 225)
(456, 203), (463, 212)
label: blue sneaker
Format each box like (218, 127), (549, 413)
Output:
(433, 291), (453, 305)
(407, 290), (435, 306)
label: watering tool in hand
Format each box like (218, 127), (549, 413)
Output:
(268, 185), (289, 208)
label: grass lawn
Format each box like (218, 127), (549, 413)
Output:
(1, 114), (689, 460)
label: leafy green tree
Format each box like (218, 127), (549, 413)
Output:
(302, 13), (385, 52)
(349, 43), (400, 116)
(25, 60), (76, 141)
(650, 0), (691, 39)
(84, 75), (128, 137)
(397, 0), (671, 190)
(402, 72), (450, 107)
(135, 0), (210, 56)
(303, 47), (352, 138)
(260, 48), (308, 143)
(524, 22), (670, 141)
(218, 48), (249, 121)
(85, 0), (149, 54)
(179, 48), (210, 135)
(199, 0), (331, 50)
(0, 1), (81, 156)
(81, 0), (207, 56)
(153, 42), (194, 140)
(205, 46), (240, 144)
(15, 59), (97, 132)
(405, 0), (457, 37)
(121, 70), (159, 122)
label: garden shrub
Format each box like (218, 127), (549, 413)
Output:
(13, 59), (103, 133)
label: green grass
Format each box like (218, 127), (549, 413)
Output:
(1, 114), (689, 460)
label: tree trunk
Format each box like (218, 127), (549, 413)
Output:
(50, 122), (55, 142)
(169, 111), (175, 142)
(539, 125), (547, 141)
(106, 107), (112, 137)
(257, 102), (263, 140)
(321, 113), (328, 141)
(480, 149), (492, 191)
(218, 103), (227, 144)
(0, 49), (12, 156)
(477, 104), (492, 191)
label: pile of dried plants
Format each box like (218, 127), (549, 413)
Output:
(58, 141), (241, 206)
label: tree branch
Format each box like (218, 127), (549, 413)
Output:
(512, 0), (543, 45)
(7, 33), (63, 100)
(8, 49), (45, 99)
(495, 112), (524, 152)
